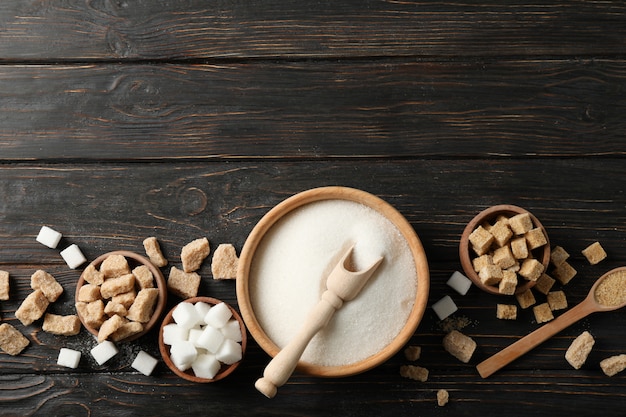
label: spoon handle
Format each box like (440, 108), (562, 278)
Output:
(476, 298), (597, 378)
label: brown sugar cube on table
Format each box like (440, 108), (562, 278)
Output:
(211, 244), (239, 280)
(600, 354), (626, 376)
(0, 323), (29, 355)
(552, 261), (577, 285)
(534, 273), (556, 295)
(516, 289), (536, 309)
(0, 270), (9, 300)
(443, 330), (476, 363)
(550, 246), (570, 267)
(582, 241), (607, 265)
(533, 303), (554, 323)
(16, 290), (49, 326)
(167, 266), (201, 299)
(565, 331), (595, 369)
(143, 236), (168, 268)
(400, 364), (429, 382)
(42, 313), (81, 336)
(404, 345), (422, 361)
(496, 304), (517, 320)
(547, 291), (568, 311)
(30, 270), (63, 302)
(181, 237), (210, 273)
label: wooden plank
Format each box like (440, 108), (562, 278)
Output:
(1, 1), (626, 60)
(1, 60), (625, 160)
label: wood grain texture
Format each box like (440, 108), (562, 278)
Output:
(0, 60), (625, 161)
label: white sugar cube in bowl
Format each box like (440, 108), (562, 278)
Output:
(159, 297), (246, 383)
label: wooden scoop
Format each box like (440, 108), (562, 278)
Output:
(477, 267), (626, 378)
(255, 245), (384, 398)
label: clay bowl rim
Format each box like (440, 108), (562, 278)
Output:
(75, 250), (168, 343)
(236, 186), (430, 378)
(459, 204), (551, 295)
(158, 296), (247, 383)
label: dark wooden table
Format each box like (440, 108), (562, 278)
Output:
(2, 1), (626, 416)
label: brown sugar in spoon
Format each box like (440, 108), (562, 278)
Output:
(477, 267), (626, 378)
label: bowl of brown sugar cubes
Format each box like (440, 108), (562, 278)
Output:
(459, 205), (551, 295)
(158, 297), (246, 382)
(75, 251), (168, 343)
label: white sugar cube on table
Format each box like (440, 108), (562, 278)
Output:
(57, 348), (81, 369)
(90, 340), (119, 365)
(432, 295), (458, 321)
(447, 271), (473, 295)
(173, 302), (203, 329)
(36, 226), (63, 249)
(132, 351), (158, 376)
(60, 244), (87, 269)
(192, 353), (221, 379)
(204, 302), (232, 328)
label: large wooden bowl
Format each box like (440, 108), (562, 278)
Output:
(236, 186), (430, 377)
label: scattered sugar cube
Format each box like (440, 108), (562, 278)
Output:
(30, 269), (63, 302)
(582, 241), (607, 265)
(143, 236), (168, 267)
(600, 354), (626, 377)
(192, 353), (221, 379)
(196, 325), (225, 354)
(534, 273), (556, 295)
(220, 319), (242, 342)
(547, 291), (568, 311)
(437, 389), (449, 407)
(60, 244), (87, 269)
(404, 345), (421, 361)
(400, 364), (429, 382)
(496, 304), (517, 320)
(162, 323), (189, 346)
(533, 303), (554, 323)
(216, 338), (243, 365)
(516, 289), (536, 309)
(446, 271), (472, 296)
(443, 330), (476, 363)
(552, 261), (577, 285)
(15, 289), (49, 326)
(90, 340), (119, 365)
(0, 323), (29, 355)
(181, 237), (210, 273)
(36, 226), (62, 249)
(204, 302), (232, 329)
(57, 348), (81, 369)
(0, 270), (9, 301)
(167, 266), (201, 299)
(432, 295), (458, 321)
(550, 245), (570, 267)
(132, 350), (158, 376)
(170, 341), (198, 371)
(565, 331), (595, 369)
(173, 302), (203, 329)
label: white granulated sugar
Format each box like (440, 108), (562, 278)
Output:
(250, 199), (417, 367)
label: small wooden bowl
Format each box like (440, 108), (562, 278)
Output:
(158, 297), (247, 383)
(459, 205), (551, 295)
(75, 250), (167, 342)
(236, 186), (430, 377)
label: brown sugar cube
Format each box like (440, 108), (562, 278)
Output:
(506, 262), (520, 273)
(550, 245), (570, 267)
(30, 270), (63, 302)
(211, 244), (239, 280)
(496, 304), (517, 320)
(82, 263), (104, 285)
(181, 237), (210, 273)
(600, 354), (626, 377)
(510, 237), (529, 259)
(97, 314), (126, 342)
(132, 265), (154, 289)
(404, 345), (422, 361)
(468, 226), (494, 256)
(582, 241), (607, 265)
(472, 254), (493, 273)
(111, 321), (143, 342)
(143, 236), (168, 268)
(518, 258), (544, 281)
(552, 261), (577, 285)
(100, 254), (131, 279)
(516, 289), (536, 309)
(534, 273), (556, 295)
(533, 303), (554, 323)
(126, 288), (159, 323)
(0, 323), (29, 355)
(42, 313), (81, 336)
(167, 266), (201, 299)
(77, 284), (101, 303)
(493, 245), (516, 269)
(399, 365), (429, 382)
(0, 270), (9, 300)
(104, 301), (128, 317)
(565, 331), (595, 369)
(509, 213), (533, 235)
(16, 290), (49, 326)
(437, 389), (449, 407)
(547, 291), (568, 311)
(491, 220), (513, 247)
(525, 228), (547, 250)
(443, 330), (476, 363)
(498, 270), (518, 295)
(75, 300), (106, 329)
(100, 273), (135, 299)
(112, 290), (136, 309)
(479, 264), (503, 286)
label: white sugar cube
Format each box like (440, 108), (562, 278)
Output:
(215, 339), (242, 365)
(194, 302), (212, 320)
(170, 341), (198, 371)
(188, 328), (204, 347)
(196, 325), (224, 354)
(192, 353), (221, 379)
(172, 302), (202, 329)
(162, 323), (189, 346)
(131, 350), (158, 376)
(447, 271), (473, 295)
(220, 319), (242, 342)
(37, 226), (63, 249)
(90, 340), (119, 365)
(60, 244), (87, 269)
(432, 295), (458, 321)
(204, 302), (232, 329)
(57, 348), (81, 369)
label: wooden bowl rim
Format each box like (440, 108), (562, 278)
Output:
(158, 296), (247, 383)
(458, 204), (551, 295)
(75, 250), (168, 343)
(236, 186), (430, 377)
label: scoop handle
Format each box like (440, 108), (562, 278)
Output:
(476, 298), (598, 378)
(255, 290), (343, 398)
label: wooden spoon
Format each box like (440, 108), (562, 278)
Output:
(477, 267), (626, 378)
(255, 244), (384, 398)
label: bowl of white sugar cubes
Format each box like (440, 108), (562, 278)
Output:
(236, 186), (430, 377)
(159, 297), (246, 382)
